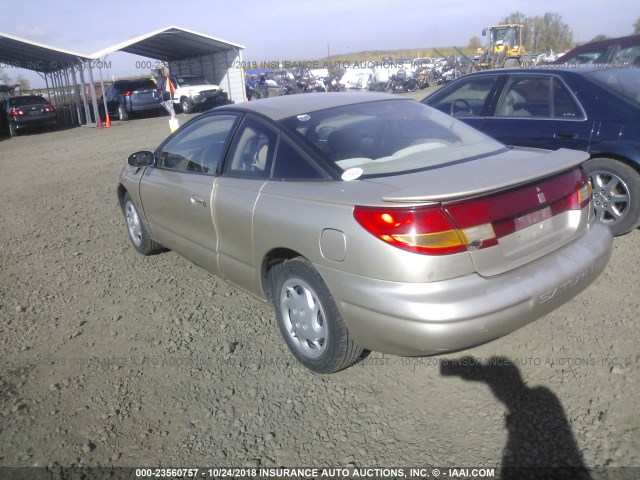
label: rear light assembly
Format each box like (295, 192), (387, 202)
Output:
(354, 168), (591, 256)
(9, 107), (25, 117)
(43, 105), (55, 113)
(124, 91), (133, 97)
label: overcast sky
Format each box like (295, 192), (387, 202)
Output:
(2, 0), (638, 87)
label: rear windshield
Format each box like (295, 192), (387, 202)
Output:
(121, 79), (157, 91)
(279, 99), (506, 178)
(585, 69), (640, 107)
(11, 96), (47, 107)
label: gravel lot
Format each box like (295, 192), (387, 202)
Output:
(0, 92), (639, 477)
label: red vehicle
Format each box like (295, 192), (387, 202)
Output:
(555, 34), (640, 66)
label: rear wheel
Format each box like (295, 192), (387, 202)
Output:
(504, 58), (521, 68)
(122, 192), (162, 255)
(8, 123), (18, 137)
(271, 258), (363, 374)
(584, 157), (640, 236)
(117, 104), (129, 121)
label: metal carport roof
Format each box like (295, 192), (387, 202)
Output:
(0, 32), (92, 73)
(90, 25), (245, 61)
(1, 26), (246, 128)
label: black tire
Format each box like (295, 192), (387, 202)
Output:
(271, 258), (363, 374)
(181, 97), (194, 114)
(584, 158), (640, 236)
(117, 104), (129, 121)
(122, 192), (163, 255)
(9, 123), (18, 137)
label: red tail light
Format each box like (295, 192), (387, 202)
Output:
(43, 105), (55, 113)
(124, 91), (133, 97)
(9, 107), (25, 117)
(354, 168), (591, 256)
(354, 205), (468, 255)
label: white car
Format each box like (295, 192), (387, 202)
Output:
(158, 75), (227, 114)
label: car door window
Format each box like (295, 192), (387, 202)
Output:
(429, 75), (500, 117)
(224, 118), (277, 178)
(156, 114), (238, 174)
(496, 75), (582, 119)
(614, 44), (640, 66)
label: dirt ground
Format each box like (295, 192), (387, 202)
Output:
(0, 93), (639, 477)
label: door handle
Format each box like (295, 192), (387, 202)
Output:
(554, 133), (578, 140)
(190, 195), (206, 207)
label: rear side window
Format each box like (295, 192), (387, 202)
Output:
(272, 140), (324, 180)
(224, 118), (277, 178)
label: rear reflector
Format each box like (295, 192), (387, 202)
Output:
(354, 168), (590, 255)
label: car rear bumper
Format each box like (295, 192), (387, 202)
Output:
(12, 114), (57, 129)
(316, 221), (612, 356)
(127, 103), (164, 113)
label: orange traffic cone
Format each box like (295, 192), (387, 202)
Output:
(97, 115), (104, 128)
(105, 114), (111, 128)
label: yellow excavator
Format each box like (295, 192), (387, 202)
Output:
(476, 24), (526, 69)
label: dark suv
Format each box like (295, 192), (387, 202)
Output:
(99, 78), (164, 121)
(555, 34), (640, 66)
(0, 95), (58, 137)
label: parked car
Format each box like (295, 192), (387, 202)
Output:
(0, 95), (57, 137)
(118, 92), (611, 373)
(422, 66), (640, 236)
(554, 34), (640, 66)
(99, 78), (164, 121)
(155, 74), (229, 114)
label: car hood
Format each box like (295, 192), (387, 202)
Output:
(367, 148), (590, 203)
(179, 84), (219, 93)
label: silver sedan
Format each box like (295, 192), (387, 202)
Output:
(118, 92), (612, 373)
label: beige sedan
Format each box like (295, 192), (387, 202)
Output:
(118, 92), (612, 373)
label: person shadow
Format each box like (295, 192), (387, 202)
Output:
(440, 356), (592, 480)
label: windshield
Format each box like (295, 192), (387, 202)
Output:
(585, 69), (640, 107)
(280, 99), (506, 178)
(11, 96), (48, 107)
(175, 76), (210, 87)
(490, 27), (518, 46)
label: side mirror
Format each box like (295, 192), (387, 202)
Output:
(128, 151), (155, 167)
(482, 29), (487, 37)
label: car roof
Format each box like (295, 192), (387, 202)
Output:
(222, 92), (410, 120)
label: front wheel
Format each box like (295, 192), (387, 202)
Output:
(181, 98), (194, 114)
(584, 157), (640, 236)
(271, 258), (363, 374)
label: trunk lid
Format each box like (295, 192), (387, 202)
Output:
(368, 148), (592, 277)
